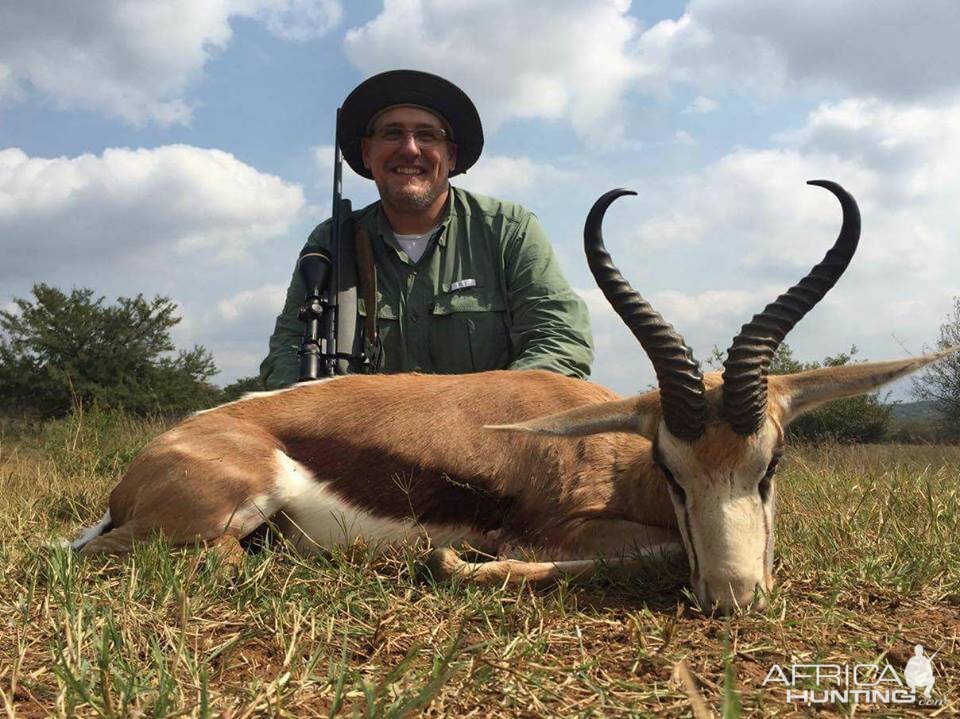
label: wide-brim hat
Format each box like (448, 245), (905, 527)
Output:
(338, 69), (483, 179)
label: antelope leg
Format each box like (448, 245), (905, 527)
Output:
(550, 519), (681, 560)
(428, 541), (683, 587)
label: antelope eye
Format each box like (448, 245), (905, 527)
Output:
(658, 463), (686, 504)
(758, 455), (780, 502)
(758, 475), (772, 503)
(764, 456), (780, 478)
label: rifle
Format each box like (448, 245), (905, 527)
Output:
(297, 107), (369, 380)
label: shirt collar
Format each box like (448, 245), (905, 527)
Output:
(375, 185), (455, 248)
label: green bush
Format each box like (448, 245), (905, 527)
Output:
(221, 375), (265, 402)
(913, 297), (960, 441)
(0, 284), (222, 418)
(708, 343), (892, 444)
(772, 345), (892, 444)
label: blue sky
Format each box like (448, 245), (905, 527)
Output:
(2, 0), (959, 397)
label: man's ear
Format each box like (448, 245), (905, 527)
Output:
(485, 393), (661, 441)
(447, 142), (458, 172)
(360, 137), (371, 169)
(769, 348), (958, 426)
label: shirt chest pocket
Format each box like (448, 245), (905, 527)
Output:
(429, 287), (511, 374)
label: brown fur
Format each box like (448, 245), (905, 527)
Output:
(83, 370), (677, 556)
(77, 350), (956, 597)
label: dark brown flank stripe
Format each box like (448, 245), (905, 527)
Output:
(282, 437), (515, 533)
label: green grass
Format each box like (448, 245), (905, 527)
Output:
(1, 411), (959, 717)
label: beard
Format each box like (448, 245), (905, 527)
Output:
(378, 176), (447, 213)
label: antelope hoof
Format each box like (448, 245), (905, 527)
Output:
(426, 546), (467, 581)
(208, 535), (246, 575)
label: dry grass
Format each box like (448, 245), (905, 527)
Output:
(1, 412), (959, 717)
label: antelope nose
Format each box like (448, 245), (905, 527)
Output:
(703, 579), (766, 613)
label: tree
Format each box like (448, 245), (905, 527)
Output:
(222, 375), (265, 402)
(913, 297), (960, 440)
(0, 284), (221, 417)
(707, 343), (892, 443)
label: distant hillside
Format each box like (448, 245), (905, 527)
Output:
(888, 400), (944, 423)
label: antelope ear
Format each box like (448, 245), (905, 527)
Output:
(486, 393), (661, 441)
(770, 348), (959, 426)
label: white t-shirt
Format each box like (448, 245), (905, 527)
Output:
(394, 225), (439, 263)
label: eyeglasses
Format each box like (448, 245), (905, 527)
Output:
(369, 126), (450, 148)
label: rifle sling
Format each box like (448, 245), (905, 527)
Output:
(354, 225), (378, 348)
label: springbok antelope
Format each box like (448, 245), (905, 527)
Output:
(72, 180), (956, 612)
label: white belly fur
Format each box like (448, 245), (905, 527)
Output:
(271, 450), (482, 553)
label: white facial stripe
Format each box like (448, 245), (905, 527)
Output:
(658, 419), (781, 609)
(763, 479), (776, 580)
(670, 495), (699, 581)
(761, 495), (770, 575)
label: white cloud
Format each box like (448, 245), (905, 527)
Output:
(637, 0), (960, 101)
(654, 288), (762, 327)
(343, 0), (646, 137)
(628, 148), (875, 266)
(339, 1), (960, 146)
(635, 96), (960, 282)
(217, 284), (287, 322)
(576, 286), (646, 390)
(0, 0), (342, 125)
(452, 155), (574, 200)
(684, 96), (719, 114)
(247, 0), (342, 41)
(172, 282), (293, 384)
(310, 145), (378, 207)
(0, 145), (305, 279)
(0, 63), (20, 103)
(579, 284), (782, 392)
(214, 348), (271, 383)
(580, 95), (960, 394)
(163, 283), (290, 385)
(781, 98), (960, 196)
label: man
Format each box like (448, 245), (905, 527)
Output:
(260, 69), (593, 389)
(904, 644), (936, 699)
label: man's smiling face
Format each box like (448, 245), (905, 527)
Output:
(361, 106), (457, 214)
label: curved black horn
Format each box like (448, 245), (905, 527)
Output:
(585, 189), (707, 440)
(722, 180), (861, 435)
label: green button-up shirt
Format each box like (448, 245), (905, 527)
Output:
(259, 186), (593, 388)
